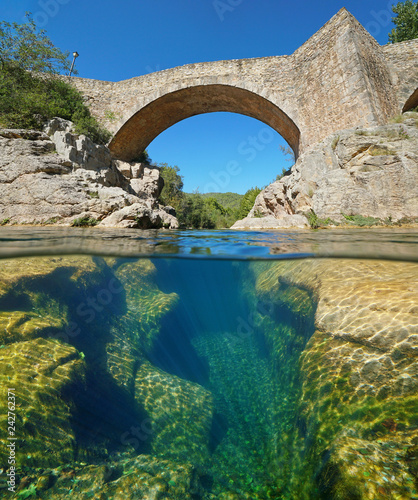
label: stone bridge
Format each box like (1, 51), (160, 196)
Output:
(70, 8), (418, 162)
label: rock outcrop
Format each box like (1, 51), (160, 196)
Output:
(0, 119), (178, 228)
(232, 114), (418, 229)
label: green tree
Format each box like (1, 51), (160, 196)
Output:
(0, 14), (72, 74)
(238, 187), (262, 219)
(178, 192), (216, 229)
(389, 0), (418, 43)
(157, 163), (185, 208)
(156, 163), (250, 229)
(0, 14), (111, 144)
(134, 150), (152, 165)
(201, 192), (243, 212)
(204, 197), (227, 216)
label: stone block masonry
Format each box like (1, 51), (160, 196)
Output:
(69, 8), (417, 162)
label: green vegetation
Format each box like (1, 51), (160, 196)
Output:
(0, 218), (10, 226)
(16, 483), (37, 499)
(43, 217), (58, 225)
(368, 145), (397, 156)
(133, 149), (152, 165)
(157, 163), (263, 228)
(71, 217), (98, 227)
(341, 213), (382, 227)
(201, 192), (243, 212)
(354, 129), (369, 136)
(388, 0), (418, 43)
(157, 163), (184, 208)
(275, 166), (290, 182)
(0, 15), (111, 144)
(307, 210), (406, 229)
(390, 111), (418, 127)
(307, 210), (336, 229)
(180, 192), (241, 229)
(237, 186), (262, 219)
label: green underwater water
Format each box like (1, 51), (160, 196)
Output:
(0, 233), (417, 499)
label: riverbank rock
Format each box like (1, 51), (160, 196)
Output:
(232, 214), (309, 229)
(0, 119), (178, 228)
(232, 115), (418, 229)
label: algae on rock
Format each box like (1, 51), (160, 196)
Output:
(252, 258), (418, 499)
(0, 337), (86, 467)
(0, 256), (181, 470)
(134, 360), (213, 467)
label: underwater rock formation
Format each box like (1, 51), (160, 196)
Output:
(254, 259), (418, 498)
(16, 454), (203, 499)
(0, 337), (85, 468)
(232, 115), (418, 229)
(0, 119), (178, 228)
(134, 361), (213, 466)
(0, 257), (182, 471)
(0, 255), (416, 499)
(106, 259), (179, 393)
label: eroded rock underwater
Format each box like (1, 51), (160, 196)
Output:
(0, 256), (417, 499)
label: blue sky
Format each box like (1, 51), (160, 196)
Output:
(2, 0), (397, 193)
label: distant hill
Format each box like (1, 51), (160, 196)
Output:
(200, 192), (243, 212)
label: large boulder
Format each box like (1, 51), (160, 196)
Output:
(233, 115), (418, 228)
(0, 338), (86, 468)
(99, 203), (179, 229)
(114, 160), (164, 199)
(231, 214), (309, 229)
(0, 119), (178, 228)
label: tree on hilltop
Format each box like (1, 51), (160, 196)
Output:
(389, 0), (418, 43)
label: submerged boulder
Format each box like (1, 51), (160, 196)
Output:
(12, 454), (203, 499)
(254, 258), (418, 498)
(0, 337), (86, 468)
(134, 361), (214, 467)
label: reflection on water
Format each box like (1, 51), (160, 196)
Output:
(0, 226), (418, 261)
(0, 230), (417, 499)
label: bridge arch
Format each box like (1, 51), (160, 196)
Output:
(108, 84), (300, 162)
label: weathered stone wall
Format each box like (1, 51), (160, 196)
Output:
(69, 8), (417, 161)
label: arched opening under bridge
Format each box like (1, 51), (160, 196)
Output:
(108, 84), (300, 162)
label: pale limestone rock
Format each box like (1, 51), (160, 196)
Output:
(115, 161), (164, 199)
(114, 160), (132, 178)
(0, 119), (178, 228)
(231, 214), (309, 230)
(241, 118), (418, 227)
(130, 166), (164, 198)
(99, 203), (179, 229)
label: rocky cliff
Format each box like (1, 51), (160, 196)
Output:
(0, 118), (178, 229)
(232, 113), (418, 229)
